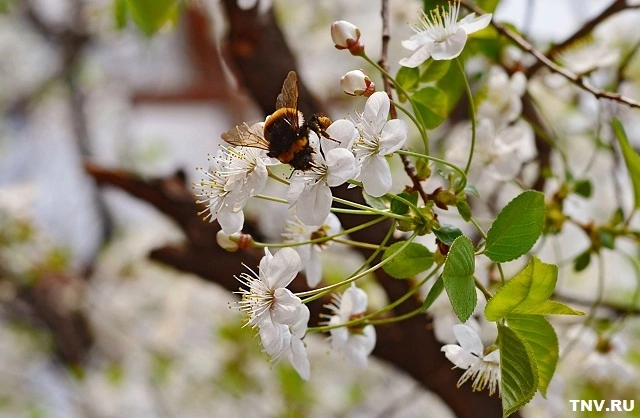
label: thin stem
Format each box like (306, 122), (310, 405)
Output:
(455, 58), (476, 175)
(299, 230), (419, 301)
(475, 276), (492, 301)
(250, 216), (387, 249)
(332, 196), (414, 222)
(396, 149), (468, 192)
(333, 238), (386, 250)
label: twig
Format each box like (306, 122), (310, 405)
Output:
(459, 0), (640, 109)
(379, 0), (430, 204)
(527, 0), (632, 76)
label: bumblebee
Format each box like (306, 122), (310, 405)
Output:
(221, 71), (332, 171)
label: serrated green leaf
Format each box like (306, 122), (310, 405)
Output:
(515, 301), (585, 316)
(412, 86), (448, 129)
(442, 236), (476, 322)
(506, 315), (558, 396)
(362, 191), (389, 210)
(420, 60), (451, 83)
(382, 242), (433, 279)
(433, 224), (463, 246)
(126, 0), (179, 35)
(485, 190), (545, 263)
(573, 250), (591, 272)
(422, 276), (444, 312)
(612, 118), (640, 209)
(396, 66), (420, 92)
(485, 257), (585, 321)
(499, 325), (538, 417)
(390, 191), (418, 215)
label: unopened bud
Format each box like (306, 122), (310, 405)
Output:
(331, 20), (364, 56)
(340, 70), (375, 97)
(216, 230), (253, 252)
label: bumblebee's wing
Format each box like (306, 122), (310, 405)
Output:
(275, 71), (300, 130)
(221, 122), (270, 151)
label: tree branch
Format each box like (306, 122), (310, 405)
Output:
(460, 0), (640, 109)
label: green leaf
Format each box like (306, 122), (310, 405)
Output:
(485, 190), (545, 263)
(436, 58), (464, 113)
(499, 324), (538, 417)
(422, 276), (444, 312)
(382, 242), (433, 279)
(412, 86), (448, 129)
(456, 199), (472, 222)
(485, 257), (585, 321)
(420, 60), (451, 83)
(612, 118), (640, 209)
(126, 0), (179, 35)
(433, 224), (463, 246)
(599, 230), (615, 249)
(362, 191), (389, 210)
(574, 179), (592, 198)
(442, 236), (476, 322)
(396, 66), (420, 92)
(573, 250), (591, 272)
(506, 315), (558, 396)
(390, 191), (419, 215)
(114, 0), (128, 29)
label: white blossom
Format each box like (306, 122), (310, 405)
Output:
(555, 39), (619, 76)
(235, 247), (303, 328)
(477, 66), (527, 130)
(287, 121), (357, 226)
(331, 20), (364, 55)
(400, 1), (491, 67)
(352, 92), (407, 197)
(259, 304), (311, 380)
(446, 117), (536, 181)
(341, 69), (375, 97)
(195, 146), (268, 234)
(326, 284), (376, 368)
(442, 324), (500, 396)
(282, 212), (342, 288)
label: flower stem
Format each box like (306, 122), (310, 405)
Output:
(299, 230), (419, 301)
(396, 149), (468, 192)
(250, 216), (387, 248)
(455, 58), (477, 175)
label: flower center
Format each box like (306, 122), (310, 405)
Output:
(417, 1), (460, 43)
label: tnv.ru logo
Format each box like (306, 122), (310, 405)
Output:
(569, 400), (635, 412)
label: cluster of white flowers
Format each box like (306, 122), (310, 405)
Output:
(235, 247), (374, 380)
(197, 93), (407, 235)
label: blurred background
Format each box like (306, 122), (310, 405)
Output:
(1, 0), (639, 417)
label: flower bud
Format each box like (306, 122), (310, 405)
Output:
(340, 70), (375, 97)
(331, 20), (364, 56)
(216, 230), (253, 252)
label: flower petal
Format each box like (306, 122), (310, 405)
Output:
(272, 288), (303, 325)
(399, 43), (435, 67)
(296, 182), (332, 226)
(441, 344), (478, 370)
(360, 154), (392, 197)
(288, 335), (310, 380)
(431, 28), (467, 60)
(218, 209), (244, 235)
(363, 92), (390, 132)
(453, 324), (484, 356)
(326, 119), (358, 150)
(266, 247), (301, 289)
(340, 284), (368, 317)
(259, 316), (289, 357)
(379, 119), (408, 154)
(459, 13), (492, 34)
(291, 304), (309, 338)
(305, 249), (322, 288)
(325, 148), (356, 186)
